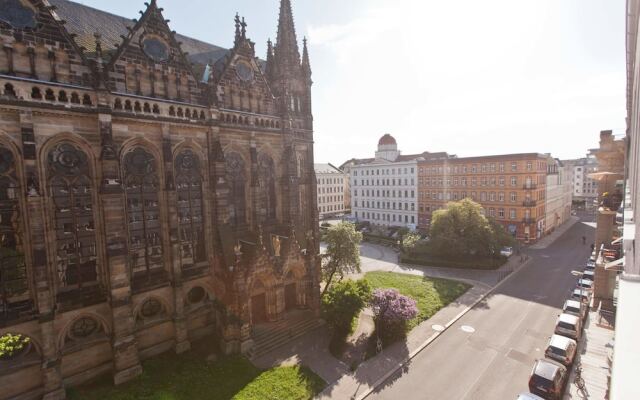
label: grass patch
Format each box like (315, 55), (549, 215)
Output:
(67, 343), (325, 400)
(400, 253), (506, 270)
(365, 271), (471, 330)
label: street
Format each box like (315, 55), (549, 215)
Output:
(366, 217), (595, 400)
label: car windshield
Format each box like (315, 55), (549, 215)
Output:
(548, 346), (566, 356)
(558, 322), (575, 330)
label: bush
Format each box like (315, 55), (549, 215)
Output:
(322, 279), (372, 334)
(370, 289), (418, 341)
(400, 254), (506, 270)
(0, 333), (29, 359)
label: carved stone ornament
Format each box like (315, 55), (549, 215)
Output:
(48, 143), (89, 176)
(141, 35), (170, 63)
(124, 147), (156, 176)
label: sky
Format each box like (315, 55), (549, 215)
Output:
(75, 0), (626, 164)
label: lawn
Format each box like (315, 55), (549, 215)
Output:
(365, 271), (471, 330)
(67, 345), (325, 400)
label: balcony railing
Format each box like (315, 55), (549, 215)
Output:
(522, 217), (536, 224)
(523, 200), (537, 207)
(523, 183), (538, 190)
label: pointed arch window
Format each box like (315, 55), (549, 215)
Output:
(0, 145), (30, 321)
(123, 147), (164, 288)
(47, 143), (98, 291)
(175, 149), (206, 275)
(258, 154), (277, 222)
(225, 152), (246, 227)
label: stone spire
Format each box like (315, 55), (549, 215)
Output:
(301, 36), (311, 80)
(266, 38), (275, 80)
(275, 0), (301, 75)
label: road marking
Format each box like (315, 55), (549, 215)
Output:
(432, 324), (445, 332)
(541, 255), (550, 258)
(461, 325), (476, 333)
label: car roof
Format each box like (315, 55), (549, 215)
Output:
(564, 299), (582, 309)
(579, 278), (593, 284)
(517, 393), (545, 400)
(558, 313), (579, 324)
(549, 334), (575, 350)
(533, 359), (564, 379)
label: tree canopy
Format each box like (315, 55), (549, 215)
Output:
(428, 198), (514, 258)
(321, 222), (363, 297)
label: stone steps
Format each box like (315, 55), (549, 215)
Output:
(249, 315), (324, 360)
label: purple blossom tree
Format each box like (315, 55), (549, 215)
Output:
(370, 289), (418, 340)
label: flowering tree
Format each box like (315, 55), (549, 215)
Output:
(370, 289), (418, 340)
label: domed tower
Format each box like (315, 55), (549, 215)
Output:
(375, 133), (400, 161)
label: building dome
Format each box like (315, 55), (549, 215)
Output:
(378, 134), (397, 146)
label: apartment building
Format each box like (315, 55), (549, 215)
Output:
(315, 163), (347, 218)
(345, 134), (448, 229)
(417, 153), (550, 242)
(545, 158), (573, 235)
(564, 154), (599, 208)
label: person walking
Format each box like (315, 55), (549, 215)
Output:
(582, 236), (586, 245)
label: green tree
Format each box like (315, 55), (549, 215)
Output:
(321, 279), (372, 333)
(401, 232), (421, 252)
(321, 222), (363, 297)
(429, 198), (512, 258)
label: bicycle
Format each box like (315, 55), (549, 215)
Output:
(574, 361), (589, 399)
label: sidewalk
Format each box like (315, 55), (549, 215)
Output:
(315, 283), (491, 400)
(563, 308), (614, 400)
(529, 217), (579, 250)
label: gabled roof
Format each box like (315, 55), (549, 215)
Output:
(314, 163), (343, 174)
(50, 0), (227, 65)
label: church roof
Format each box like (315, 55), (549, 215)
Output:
(50, 0), (228, 65)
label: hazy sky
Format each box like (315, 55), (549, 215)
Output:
(75, 0), (626, 163)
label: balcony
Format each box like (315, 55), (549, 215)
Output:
(522, 200), (537, 207)
(522, 217), (536, 224)
(523, 183), (537, 190)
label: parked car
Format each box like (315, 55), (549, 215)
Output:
(554, 313), (582, 340)
(517, 393), (545, 400)
(500, 246), (514, 257)
(544, 334), (577, 366)
(570, 289), (592, 305)
(582, 270), (595, 280)
(576, 279), (593, 290)
(585, 261), (596, 270)
(528, 359), (568, 400)
(562, 299), (587, 322)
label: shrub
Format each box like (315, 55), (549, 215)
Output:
(370, 288), (418, 341)
(322, 279), (372, 334)
(0, 333), (30, 359)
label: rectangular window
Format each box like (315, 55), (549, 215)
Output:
(511, 176), (517, 186)
(510, 192), (517, 202)
(510, 209), (516, 219)
(511, 162), (517, 171)
(498, 208), (504, 218)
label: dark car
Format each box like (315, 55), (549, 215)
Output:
(528, 359), (568, 400)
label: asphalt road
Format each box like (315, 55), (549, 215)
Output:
(367, 218), (595, 400)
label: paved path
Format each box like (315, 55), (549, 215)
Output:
(364, 218), (595, 400)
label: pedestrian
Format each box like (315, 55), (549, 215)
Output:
(582, 236), (586, 245)
(590, 243), (595, 252)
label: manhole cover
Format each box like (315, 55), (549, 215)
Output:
(461, 325), (476, 333)
(432, 324), (445, 332)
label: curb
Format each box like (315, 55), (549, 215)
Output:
(355, 256), (535, 400)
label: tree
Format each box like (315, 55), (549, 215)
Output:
(401, 232), (421, 252)
(429, 198), (512, 258)
(321, 279), (372, 333)
(321, 222), (363, 297)
(370, 289), (418, 340)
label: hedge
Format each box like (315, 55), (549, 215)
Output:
(400, 254), (506, 270)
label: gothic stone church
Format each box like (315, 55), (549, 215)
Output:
(0, 0), (319, 398)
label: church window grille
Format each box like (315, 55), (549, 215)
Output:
(48, 143), (98, 290)
(123, 147), (164, 285)
(175, 150), (206, 271)
(0, 146), (29, 319)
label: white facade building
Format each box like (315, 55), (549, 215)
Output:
(544, 158), (573, 234)
(315, 163), (347, 219)
(348, 134), (420, 229)
(565, 155), (599, 207)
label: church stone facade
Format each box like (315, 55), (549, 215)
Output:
(0, 0), (319, 398)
